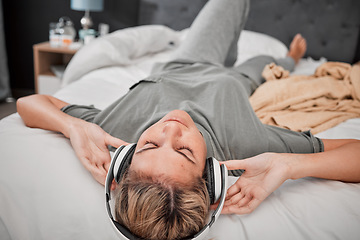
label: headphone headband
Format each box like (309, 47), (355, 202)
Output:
(105, 144), (228, 240)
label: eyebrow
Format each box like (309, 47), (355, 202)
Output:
(136, 147), (196, 165)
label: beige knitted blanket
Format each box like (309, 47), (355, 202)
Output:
(249, 61), (360, 134)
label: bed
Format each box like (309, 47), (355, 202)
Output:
(1, 0), (360, 239)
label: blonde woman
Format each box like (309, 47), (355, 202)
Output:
(18, 0), (360, 239)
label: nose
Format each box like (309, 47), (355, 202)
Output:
(162, 121), (183, 139)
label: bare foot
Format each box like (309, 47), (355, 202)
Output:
(287, 34), (307, 64)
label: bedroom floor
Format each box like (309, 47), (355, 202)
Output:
(0, 89), (34, 120)
(0, 99), (17, 120)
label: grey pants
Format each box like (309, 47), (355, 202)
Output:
(173, 0), (295, 87)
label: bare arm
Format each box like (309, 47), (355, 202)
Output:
(289, 139), (360, 182)
(215, 138), (360, 214)
(17, 94), (127, 188)
(17, 94), (71, 137)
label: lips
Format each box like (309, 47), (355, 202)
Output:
(164, 118), (187, 127)
(162, 110), (192, 128)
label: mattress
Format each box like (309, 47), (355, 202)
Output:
(0, 25), (359, 240)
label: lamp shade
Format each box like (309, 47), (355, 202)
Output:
(71, 0), (103, 12)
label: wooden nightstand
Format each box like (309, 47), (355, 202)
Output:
(33, 42), (79, 94)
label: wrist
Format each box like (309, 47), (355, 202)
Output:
(284, 153), (313, 180)
(269, 153), (305, 180)
(61, 117), (84, 139)
(265, 152), (294, 181)
(275, 153), (295, 181)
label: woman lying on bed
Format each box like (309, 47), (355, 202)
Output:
(17, 0), (360, 239)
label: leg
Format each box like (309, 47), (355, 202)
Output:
(174, 0), (250, 66)
(235, 55), (295, 88)
(287, 34), (307, 64)
(234, 34), (307, 93)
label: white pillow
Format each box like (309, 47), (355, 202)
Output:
(236, 30), (288, 65)
(63, 27), (287, 87)
(62, 25), (182, 87)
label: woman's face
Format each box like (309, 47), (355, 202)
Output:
(130, 110), (207, 185)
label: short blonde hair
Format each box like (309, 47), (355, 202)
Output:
(115, 170), (210, 240)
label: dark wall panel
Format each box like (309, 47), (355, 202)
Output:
(3, 0), (139, 91)
(4, 0), (359, 92)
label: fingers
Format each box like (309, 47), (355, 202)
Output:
(90, 161), (117, 190)
(212, 187), (262, 215)
(222, 197), (262, 215)
(78, 146), (113, 185)
(226, 179), (243, 198)
(220, 175), (264, 215)
(79, 155), (108, 185)
(88, 163), (107, 185)
(226, 194), (251, 208)
(224, 180), (251, 209)
(224, 190), (246, 207)
(111, 181), (117, 191)
(210, 203), (218, 210)
(223, 159), (247, 171)
(104, 161), (111, 172)
(212, 181), (264, 215)
(90, 150), (111, 172)
(105, 134), (128, 149)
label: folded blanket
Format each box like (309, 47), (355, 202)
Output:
(250, 61), (360, 134)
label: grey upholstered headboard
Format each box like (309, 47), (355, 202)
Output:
(138, 0), (360, 63)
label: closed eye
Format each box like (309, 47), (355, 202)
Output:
(178, 145), (193, 153)
(145, 141), (158, 147)
(136, 141), (195, 164)
(176, 146), (194, 160)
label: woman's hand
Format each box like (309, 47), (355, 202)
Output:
(216, 153), (291, 215)
(213, 139), (360, 215)
(17, 94), (130, 189)
(68, 120), (128, 188)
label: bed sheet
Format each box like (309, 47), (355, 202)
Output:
(1, 26), (360, 240)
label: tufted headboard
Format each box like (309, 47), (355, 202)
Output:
(138, 0), (360, 63)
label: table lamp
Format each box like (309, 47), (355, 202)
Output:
(71, 0), (103, 30)
(71, 0), (103, 41)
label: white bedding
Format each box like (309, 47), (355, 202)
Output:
(1, 25), (360, 240)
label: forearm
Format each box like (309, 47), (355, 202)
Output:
(17, 94), (77, 138)
(286, 141), (360, 182)
(221, 140), (360, 215)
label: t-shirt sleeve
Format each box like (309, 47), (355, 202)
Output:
(61, 104), (101, 123)
(266, 125), (324, 154)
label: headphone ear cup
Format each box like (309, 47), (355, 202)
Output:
(112, 144), (137, 183)
(211, 158), (222, 203)
(204, 157), (215, 204)
(204, 157), (222, 204)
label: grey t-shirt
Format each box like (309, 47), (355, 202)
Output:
(62, 61), (323, 176)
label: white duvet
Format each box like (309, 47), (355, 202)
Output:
(1, 25), (360, 240)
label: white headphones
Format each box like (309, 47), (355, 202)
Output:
(105, 143), (228, 240)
